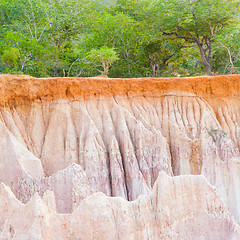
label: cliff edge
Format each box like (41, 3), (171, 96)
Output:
(0, 74), (240, 239)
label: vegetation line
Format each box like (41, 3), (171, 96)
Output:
(0, 0), (239, 78)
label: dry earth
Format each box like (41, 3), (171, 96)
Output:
(0, 74), (240, 239)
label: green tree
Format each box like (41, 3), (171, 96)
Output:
(43, 0), (94, 76)
(143, 38), (189, 77)
(81, 10), (151, 77)
(1, 31), (45, 74)
(0, 0), (94, 77)
(0, 0), (53, 76)
(0, 0), (239, 77)
(87, 46), (119, 76)
(152, 0), (239, 75)
(1, 47), (20, 71)
(214, 21), (240, 74)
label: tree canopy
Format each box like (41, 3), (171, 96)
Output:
(0, 0), (239, 77)
(152, 0), (238, 75)
(87, 46), (118, 76)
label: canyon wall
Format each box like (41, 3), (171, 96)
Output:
(0, 74), (240, 239)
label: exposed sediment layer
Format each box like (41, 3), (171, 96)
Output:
(1, 173), (240, 239)
(1, 74), (240, 106)
(0, 74), (240, 239)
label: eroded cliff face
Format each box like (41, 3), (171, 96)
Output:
(0, 74), (240, 239)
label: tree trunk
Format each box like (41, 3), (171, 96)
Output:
(34, 55), (38, 74)
(101, 60), (108, 76)
(197, 42), (214, 75)
(219, 42), (234, 74)
(151, 64), (156, 77)
(55, 49), (59, 77)
(104, 67), (108, 76)
(55, 54), (59, 77)
(148, 56), (156, 77)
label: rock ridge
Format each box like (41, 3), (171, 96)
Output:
(0, 173), (240, 239)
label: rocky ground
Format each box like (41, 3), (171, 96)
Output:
(0, 74), (240, 239)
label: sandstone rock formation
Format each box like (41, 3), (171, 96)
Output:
(0, 74), (240, 239)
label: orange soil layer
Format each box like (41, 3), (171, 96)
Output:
(0, 74), (240, 107)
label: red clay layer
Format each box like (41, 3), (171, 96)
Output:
(0, 74), (240, 107)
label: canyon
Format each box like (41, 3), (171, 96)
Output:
(0, 74), (240, 239)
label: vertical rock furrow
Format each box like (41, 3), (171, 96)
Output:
(1, 75), (240, 238)
(41, 101), (78, 176)
(111, 106), (151, 200)
(0, 94), (240, 221)
(1, 108), (29, 149)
